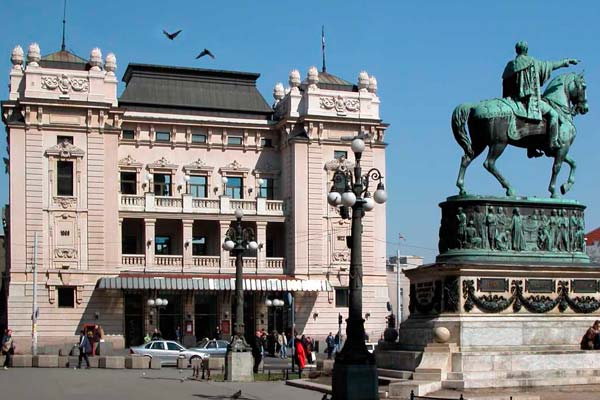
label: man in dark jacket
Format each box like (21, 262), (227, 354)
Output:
(251, 330), (262, 373)
(326, 332), (335, 360)
(77, 330), (92, 369)
(2, 329), (15, 369)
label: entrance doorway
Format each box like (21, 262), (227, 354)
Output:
(194, 293), (218, 341)
(124, 293), (144, 347)
(157, 294), (182, 341)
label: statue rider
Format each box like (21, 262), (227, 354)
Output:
(502, 41), (578, 151)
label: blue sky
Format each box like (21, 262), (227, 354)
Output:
(1, 1), (599, 262)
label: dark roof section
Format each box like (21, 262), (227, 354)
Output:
(313, 71), (357, 92)
(119, 63), (273, 117)
(40, 50), (89, 71)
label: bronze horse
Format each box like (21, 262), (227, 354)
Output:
(452, 72), (588, 198)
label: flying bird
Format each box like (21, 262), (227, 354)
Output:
(162, 29), (182, 40)
(230, 390), (242, 399)
(196, 49), (215, 59)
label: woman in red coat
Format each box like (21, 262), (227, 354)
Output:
(294, 337), (306, 372)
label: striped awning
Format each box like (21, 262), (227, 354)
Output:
(97, 276), (332, 292)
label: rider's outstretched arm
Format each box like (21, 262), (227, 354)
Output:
(552, 58), (579, 70)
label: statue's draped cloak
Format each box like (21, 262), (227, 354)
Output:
(502, 56), (554, 121)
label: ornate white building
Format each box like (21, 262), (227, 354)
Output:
(1, 43), (389, 352)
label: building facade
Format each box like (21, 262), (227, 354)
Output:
(1, 43), (389, 352)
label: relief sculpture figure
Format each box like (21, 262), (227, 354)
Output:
(486, 207), (498, 250)
(456, 207), (467, 249)
(511, 208), (526, 251)
(473, 206), (488, 249)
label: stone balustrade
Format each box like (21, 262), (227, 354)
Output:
(192, 255), (220, 268)
(265, 257), (285, 269)
(119, 193), (284, 216)
(122, 254), (145, 266)
(155, 255), (183, 266)
(121, 253), (284, 273)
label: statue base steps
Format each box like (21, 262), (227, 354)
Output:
(396, 260), (600, 395)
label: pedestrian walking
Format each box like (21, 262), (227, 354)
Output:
(77, 329), (92, 369)
(144, 332), (151, 343)
(326, 332), (335, 360)
(334, 332), (341, 353)
(151, 328), (162, 340)
(2, 329), (15, 369)
(175, 325), (182, 343)
(252, 330), (262, 374)
(294, 336), (306, 375)
(213, 325), (221, 340)
(277, 331), (286, 358)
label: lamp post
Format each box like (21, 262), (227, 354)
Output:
(265, 298), (284, 333)
(147, 297), (169, 332)
(327, 134), (387, 400)
(222, 208), (258, 352)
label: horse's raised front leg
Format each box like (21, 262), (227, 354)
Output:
(456, 154), (473, 196)
(560, 154), (576, 195)
(548, 155), (563, 198)
(483, 143), (515, 196)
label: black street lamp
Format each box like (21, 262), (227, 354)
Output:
(327, 134), (387, 400)
(222, 208), (258, 352)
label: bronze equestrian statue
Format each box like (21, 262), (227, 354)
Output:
(452, 41), (588, 198)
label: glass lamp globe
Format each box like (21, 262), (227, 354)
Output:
(341, 191), (357, 207)
(221, 176), (228, 185)
(374, 183), (387, 204)
(364, 196), (375, 211)
(162, 299), (169, 307)
(276, 299), (284, 306)
(265, 299), (273, 307)
(248, 241), (259, 250)
(184, 175), (190, 182)
(327, 191), (341, 206)
(147, 299), (155, 306)
(234, 208), (244, 219)
(145, 173), (153, 181)
(351, 138), (366, 153)
(223, 240), (235, 251)
(257, 178), (265, 186)
(155, 298), (163, 307)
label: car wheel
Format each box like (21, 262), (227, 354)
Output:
(143, 354), (152, 368)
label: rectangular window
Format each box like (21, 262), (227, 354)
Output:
(334, 150), (347, 160)
(154, 173), (172, 196)
(57, 135), (73, 144)
(261, 138), (273, 147)
(57, 161), (74, 196)
(58, 287), (75, 308)
(189, 175), (208, 198)
(122, 130), (135, 140)
(191, 133), (207, 144)
(120, 171), (137, 194)
(156, 131), (171, 142)
(155, 236), (171, 255)
(258, 178), (274, 200)
(192, 236), (207, 256)
(335, 288), (349, 308)
(227, 136), (243, 146)
(225, 177), (243, 199)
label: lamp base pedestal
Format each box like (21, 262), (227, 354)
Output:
(225, 351), (254, 382)
(332, 362), (379, 400)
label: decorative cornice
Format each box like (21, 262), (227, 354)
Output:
(118, 154), (143, 168)
(41, 74), (89, 94)
(183, 158), (214, 173)
(45, 140), (85, 158)
(219, 160), (250, 174)
(319, 95), (360, 115)
(147, 156), (177, 170)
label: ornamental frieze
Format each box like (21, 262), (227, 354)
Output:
(54, 248), (78, 259)
(41, 74), (89, 94)
(319, 95), (360, 115)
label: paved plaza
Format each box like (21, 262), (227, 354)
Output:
(0, 368), (323, 400)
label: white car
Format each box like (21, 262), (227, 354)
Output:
(129, 340), (209, 366)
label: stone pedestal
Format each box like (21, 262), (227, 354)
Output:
(33, 355), (59, 367)
(125, 355), (148, 369)
(225, 351), (254, 382)
(332, 363), (379, 400)
(98, 356), (125, 369)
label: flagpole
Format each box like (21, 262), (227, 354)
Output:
(321, 25), (326, 72)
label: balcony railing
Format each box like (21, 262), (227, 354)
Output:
(122, 254), (146, 266)
(120, 253), (285, 274)
(119, 193), (284, 217)
(155, 255), (183, 266)
(192, 255), (220, 268)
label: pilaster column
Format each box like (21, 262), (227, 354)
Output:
(219, 219), (231, 269)
(145, 218), (156, 269)
(118, 217), (123, 261)
(256, 221), (267, 271)
(183, 219), (194, 269)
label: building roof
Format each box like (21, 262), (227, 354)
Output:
(119, 63), (273, 117)
(39, 50), (89, 71)
(313, 71), (357, 92)
(585, 227), (600, 245)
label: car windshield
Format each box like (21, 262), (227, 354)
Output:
(196, 339), (209, 348)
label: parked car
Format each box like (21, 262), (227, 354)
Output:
(129, 340), (209, 366)
(190, 339), (230, 357)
